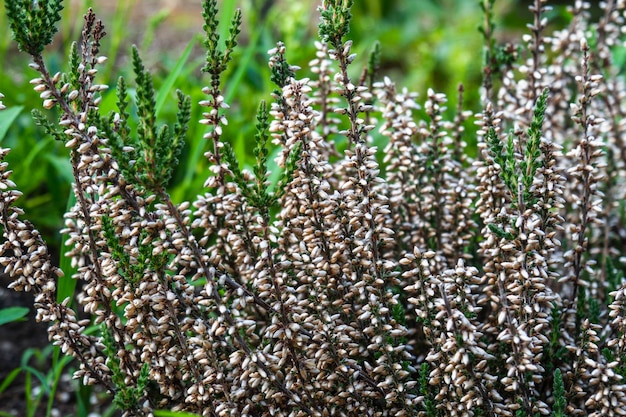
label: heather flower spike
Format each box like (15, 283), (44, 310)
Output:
(5, 0), (63, 55)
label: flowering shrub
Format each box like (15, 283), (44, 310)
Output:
(2, 0), (626, 416)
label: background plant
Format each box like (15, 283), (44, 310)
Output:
(1, 0), (626, 417)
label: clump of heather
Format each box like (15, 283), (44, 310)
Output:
(1, 0), (626, 416)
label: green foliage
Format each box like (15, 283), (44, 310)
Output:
(604, 347), (626, 381)
(0, 0), (486, 260)
(101, 215), (168, 288)
(155, 39), (195, 117)
(101, 325), (150, 411)
(486, 127), (516, 195)
(269, 45), (295, 91)
(318, 0), (354, 49)
(552, 368), (566, 417)
(521, 88), (549, 204)
(607, 256), (625, 303)
(478, 0), (519, 95)
(2, 0), (626, 415)
(5, 0), (63, 55)
(252, 100), (271, 198)
(68, 42), (82, 92)
(101, 76), (132, 180)
(0, 106), (22, 142)
(31, 109), (65, 142)
(0, 345), (75, 417)
(104, 47), (191, 192)
(0, 306), (28, 325)
(366, 40), (381, 90)
(222, 101), (302, 214)
(486, 88), (550, 208)
(487, 223), (515, 241)
(544, 303), (567, 375)
(418, 362), (438, 417)
(202, 0), (242, 89)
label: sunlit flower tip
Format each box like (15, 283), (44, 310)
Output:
(43, 99), (56, 109)
(580, 37), (588, 49)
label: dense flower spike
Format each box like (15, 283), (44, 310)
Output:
(2, 1), (626, 416)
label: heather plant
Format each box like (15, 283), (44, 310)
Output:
(2, 0), (626, 416)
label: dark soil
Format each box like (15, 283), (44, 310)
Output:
(0, 275), (116, 417)
(0, 274), (51, 416)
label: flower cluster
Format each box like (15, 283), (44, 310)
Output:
(2, 0), (626, 416)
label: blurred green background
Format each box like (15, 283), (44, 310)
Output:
(0, 0), (560, 261)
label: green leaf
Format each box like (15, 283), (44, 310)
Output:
(45, 154), (74, 185)
(0, 106), (23, 143)
(0, 367), (22, 395)
(20, 365), (49, 395)
(0, 306), (29, 326)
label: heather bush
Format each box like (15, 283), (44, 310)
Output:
(1, 0), (626, 416)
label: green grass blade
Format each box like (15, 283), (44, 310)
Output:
(0, 106), (23, 142)
(0, 306), (29, 325)
(24, 372), (33, 417)
(20, 366), (49, 394)
(217, 0), (237, 45)
(23, 136), (54, 168)
(57, 189), (78, 304)
(20, 348), (37, 367)
(103, 0), (138, 82)
(155, 38), (196, 117)
(141, 9), (171, 53)
(45, 154), (74, 185)
(45, 351), (73, 417)
(0, 368), (22, 395)
(75, 381), (93, 417)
